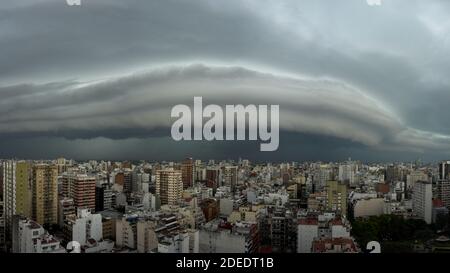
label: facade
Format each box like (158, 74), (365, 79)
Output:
(326, 181), (348, 217)
(115, 172), (125, 187)
(102, 217), (115, 240)
(219, 198), (234, 216)
(95, 185), (113, 212)
(123, 172), (133, 195)
(199, 221), (259, 253)
(158, 233), (190, 253)
(2, 161), (31, 242)
(58, 197), (75, 228)
(32, 164), (58, 226)
(297, 213), (352, 253)
(437, 180), (450, 210)
(297, 218), (319, 253)
(432, 205), (449, 224)
(223, 166), (238, 193)
(0, 170), (4, 250)
(137, 220), (158, 253)
(270, 208), (296, 253)
(439, 161), (450, 180)
(312, 237), (358, 253)
(156, 169), (183, 206)
(200, 198), (219, 222)
(3, 160), (16, 235)
(63, 208), (102, 246)
(307, 192), (327, 212)
(62, 173), (96, 210)
(353, 198), (384, 218)
(116, 216), (138, 249)
(13, 217), (65, 253)
(412, 181), (432, 224)
(406, 171), (428, 190)
(338, 162), (358, 187)
(181, 158), (194, 189)
(206, 167), (220, 193)
(386, 165), (404, 182)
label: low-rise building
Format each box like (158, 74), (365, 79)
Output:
(312, 237), (359, 253)
(13, 217), (66, 253)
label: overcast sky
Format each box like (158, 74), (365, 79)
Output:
(1, 0), (450, 162)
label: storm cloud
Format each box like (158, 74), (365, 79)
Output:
(1, 0), (450, 161)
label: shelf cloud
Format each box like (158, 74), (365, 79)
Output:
(1, 0), (450, 160)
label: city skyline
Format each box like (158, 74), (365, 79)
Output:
(2, 157), (450, 254)
(0, 155), (442, 165)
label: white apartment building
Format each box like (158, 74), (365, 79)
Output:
(297, 218), (319, 253)
(297, 214), (351, 253)
(412, 181), (432, 224)
(64, 208), (102, 246)
(15, 218), (65, 253)
(116, 215), (138, 249)
(157, 232), (190, 253)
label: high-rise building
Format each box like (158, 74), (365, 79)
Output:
(181, 158), (194, 189)
(437, 180), (450, 210)
(318, 165), (333, 190)
(58, 197), (75, 228)
(114, 172), (125, 187)
(206, 167), (220, 194)
(406, 171), (428, 190)
(0, 166), (3, 201)
(95, 185), (112, 212)
(338, 161), (358, 186)
(15, 162), (31, 219)
(2, 161), (31, 242)
(55, 157), (72, 175)
(439, 161), (450, 180)
(123, 172), (133, 194)
(326, 181), (348, 217)
(412, 181), (432, 224)
(102, 217), (115, 241)
(270, 207), (296, 253)
(32, 164), (58, 226)
(62, 173), (96, 211)
(72, 174), (96, 210)
(155, 168), (182, 206)
(223, 166), (238, 194)
(3, 161), (16, 240)
(0, 164), (4, 250)
(386, 165), (404, 182)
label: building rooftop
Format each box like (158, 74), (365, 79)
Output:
(312, 237), (358, 253)
(298, 218), (318, 225)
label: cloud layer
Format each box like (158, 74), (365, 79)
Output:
(1, 64), (450, 156)
(1, 0), (450, 160)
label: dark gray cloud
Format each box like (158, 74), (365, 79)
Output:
(0, 132), (439, 163)
(1, 0), (450, 161)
